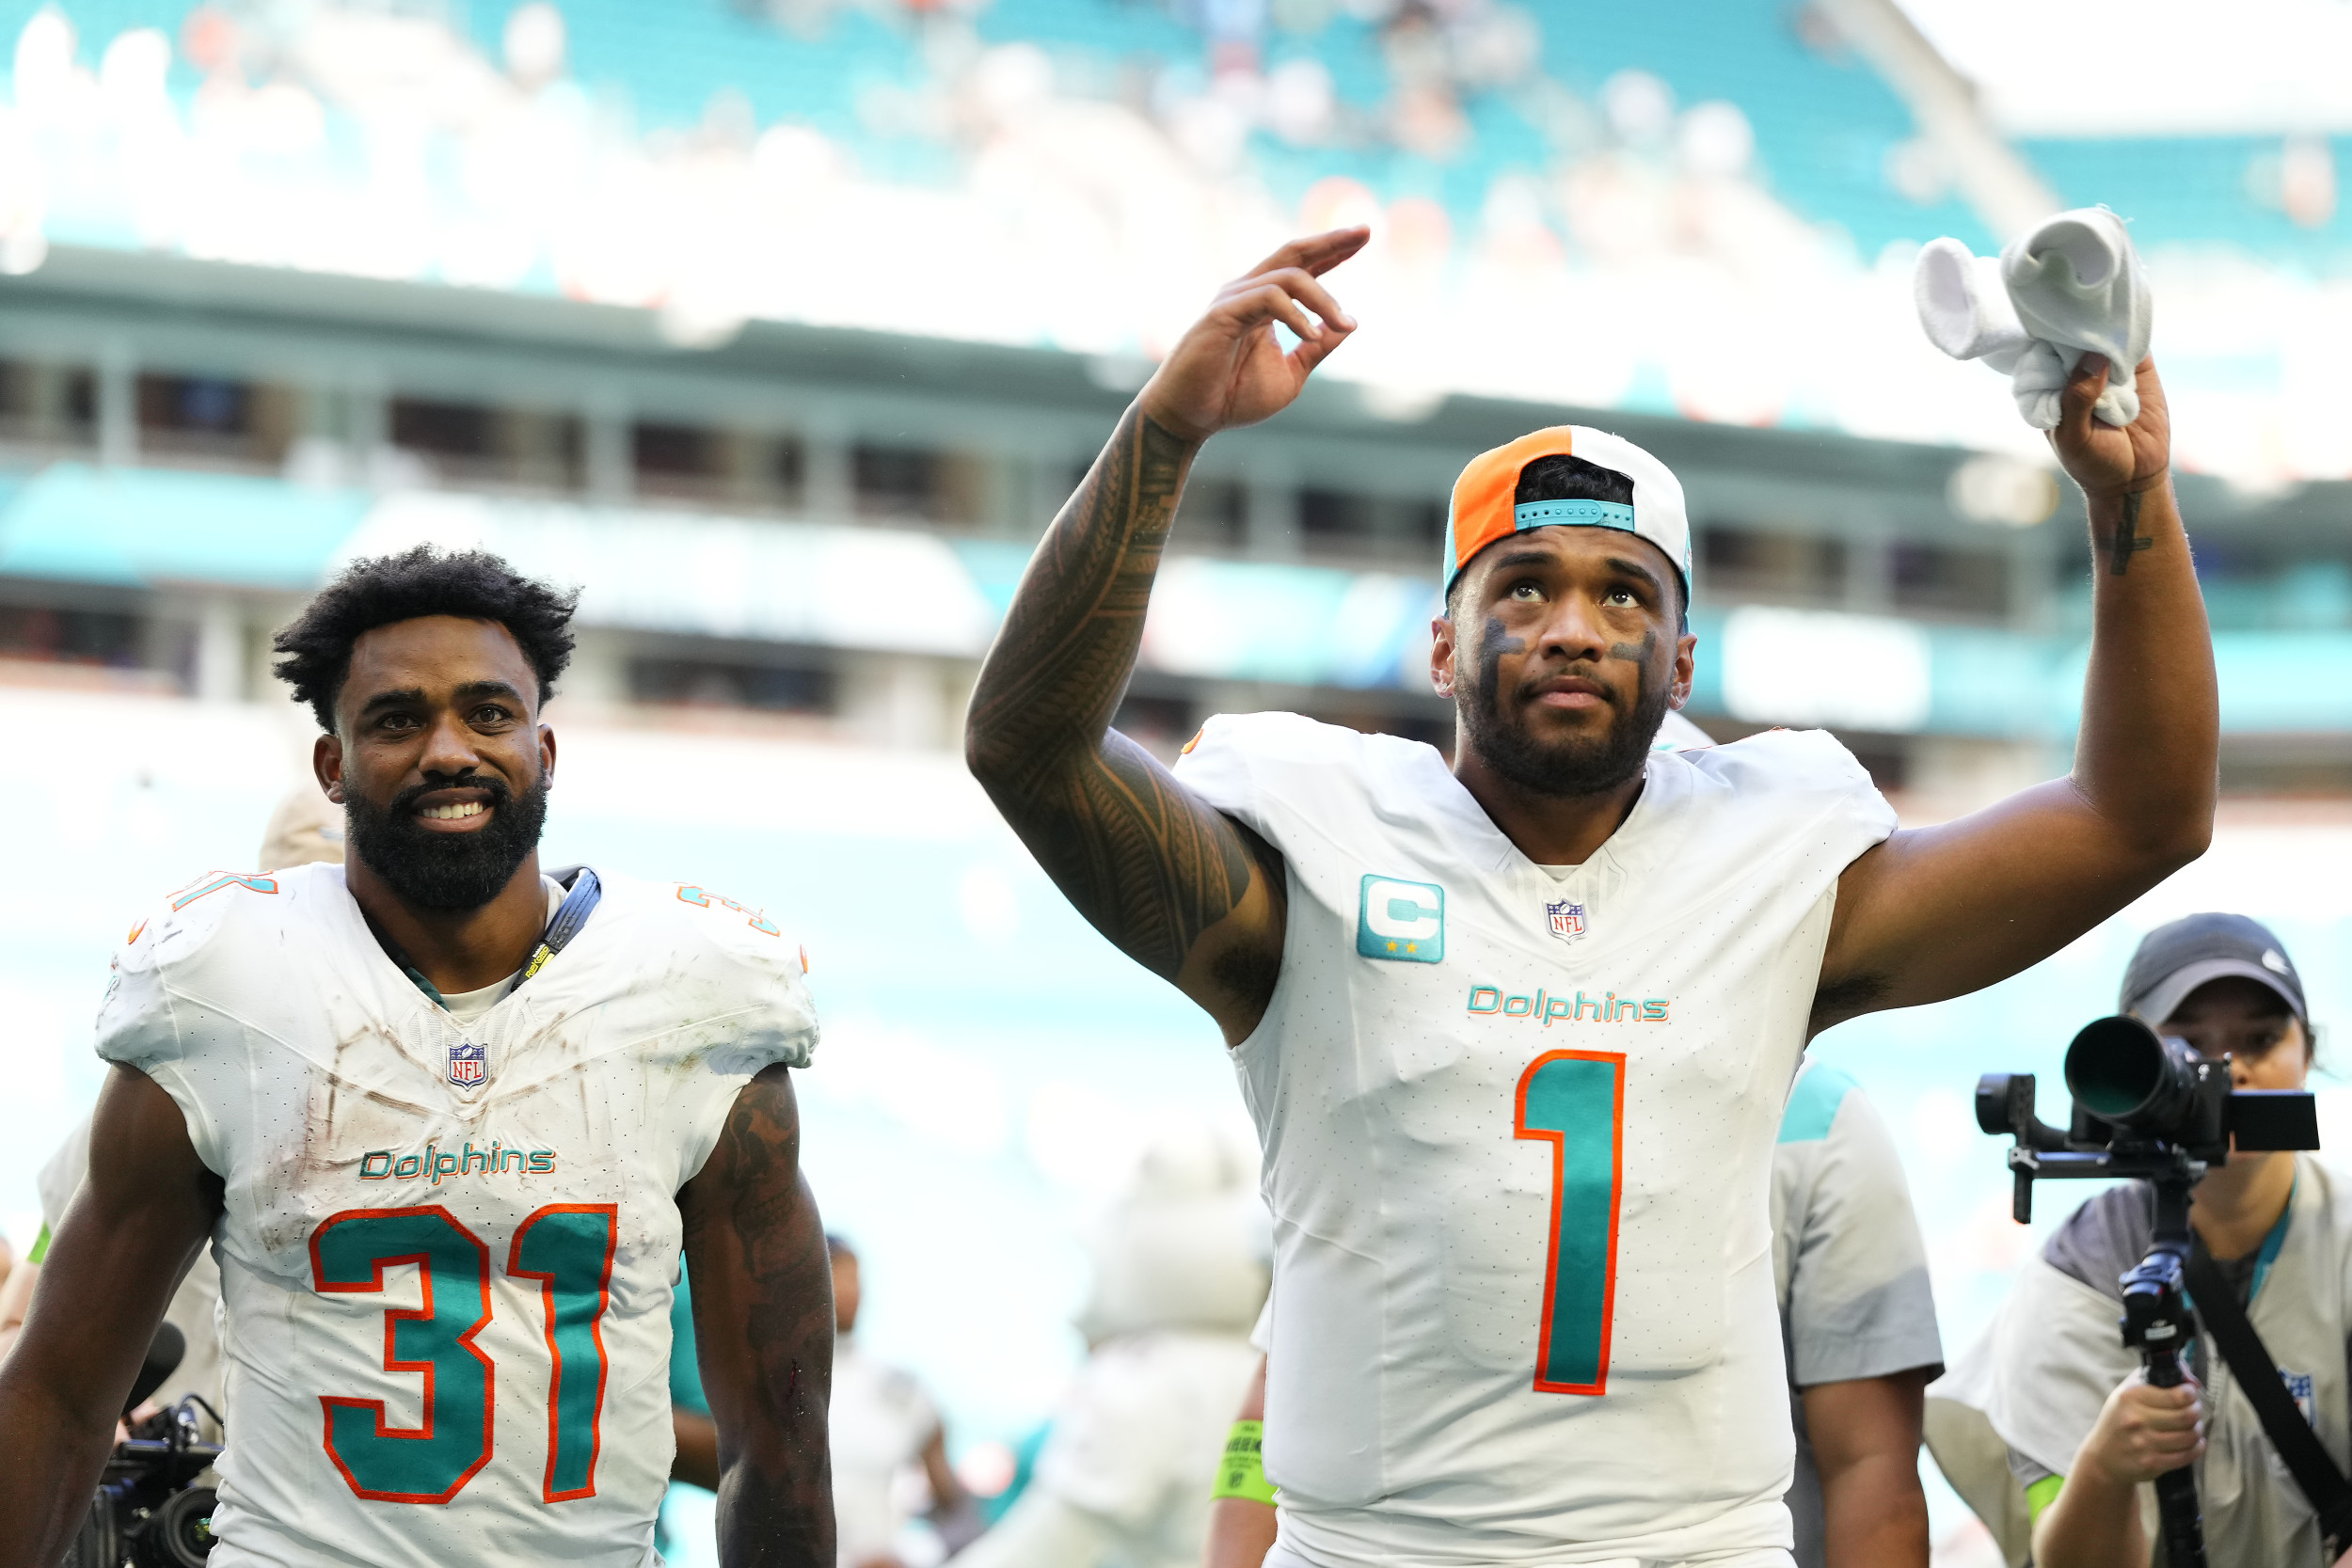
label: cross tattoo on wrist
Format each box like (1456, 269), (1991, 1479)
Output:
(2107, 490), (2153, 576)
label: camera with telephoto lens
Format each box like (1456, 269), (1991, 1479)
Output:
(1977, 1013), (2321, 1186)
(62, 1324), (223, 1568)
(1977, 1015), (2325, 1568)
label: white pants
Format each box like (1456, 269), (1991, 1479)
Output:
(1263, 1547), (1795, 1568)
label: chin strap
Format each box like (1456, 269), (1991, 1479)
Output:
(521, 866), (602, 983)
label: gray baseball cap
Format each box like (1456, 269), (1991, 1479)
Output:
(2120, 912), (2308, 1028)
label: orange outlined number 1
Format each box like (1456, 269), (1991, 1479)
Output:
(1514, 1050), (1626, 1395)
(311, 1204), (618, 1505)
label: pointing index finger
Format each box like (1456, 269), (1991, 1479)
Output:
(1248, 226), (1372, 281)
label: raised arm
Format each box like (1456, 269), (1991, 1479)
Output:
(0, 1066), (221, 1568)
(1815, 356), (2216, 1028)
(679, 1065), (835, 1568)
(964, 229), (1364, 1044)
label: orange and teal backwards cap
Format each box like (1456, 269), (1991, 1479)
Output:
(1443, 425), (1692, 594)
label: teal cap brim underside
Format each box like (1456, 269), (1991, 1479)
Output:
(1514, 499), (1636, 531)
(1443, 498), (1688, 595)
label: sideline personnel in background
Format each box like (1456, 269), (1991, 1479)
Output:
(956, 1124), (1264, 1568)
(1959, 914), (2352, 1568)
(965, 226), (2214, 1564)
(831, 1234), (982, 1568)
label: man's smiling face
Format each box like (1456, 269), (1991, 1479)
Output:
(322, 614), (555, 911)
(1432, 525), (1695, 798)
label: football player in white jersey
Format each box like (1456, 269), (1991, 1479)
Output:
(0, 547), (836, 1568)
(962, 228), (2217, 1566)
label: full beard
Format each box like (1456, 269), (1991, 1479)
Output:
(344, 772), (550, 911)
(1461, 659), (1674, 799)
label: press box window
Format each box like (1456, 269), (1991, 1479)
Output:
(0, 606), (144, 667)
(1175, 477), (1244, 547)
(0, 360), (95, 445)
(137, 374), (294, 467)
(628, 657), (836, 715)
(391, 399), (583, 490)
(390, 397), (492, 459)
(1700, 527), (1847, 604)
(633, 421), (712, 481)
(1300, 488), (1446, 549)
(854, 443), (983, 525)
(634, 422), (804, 507)
(1891, 543), (2008, 618)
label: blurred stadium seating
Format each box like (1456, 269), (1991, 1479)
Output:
(0, 0), (2336, 800)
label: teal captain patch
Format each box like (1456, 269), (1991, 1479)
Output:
(1358, 875), (1444, 963)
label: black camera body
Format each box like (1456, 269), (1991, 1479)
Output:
(65, 1399), (223, 1568)
(1977, 1013), (2320, 1220)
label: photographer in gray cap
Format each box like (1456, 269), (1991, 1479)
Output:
(1946, 913), (2352, 1568)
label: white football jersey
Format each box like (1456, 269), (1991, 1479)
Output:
(94, 863), (819, 1568)
(1172, 714), (1895, 1564)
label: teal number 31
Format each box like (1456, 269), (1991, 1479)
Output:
(1514, 1051), (1626, 1395)
(310, 1203), (619, 1504)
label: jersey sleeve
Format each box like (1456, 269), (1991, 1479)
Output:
(660, 887), (823, 1186)
(1169, 713), (1270, 834)
(92, 895), (233, 1174)
(1704, 727), (1899, 871)
(1171, 711), (1383, 854)
(94, 907), (176, 1069)
(1779, 1074), (1944, 1387)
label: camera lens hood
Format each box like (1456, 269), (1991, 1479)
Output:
(2065, 1014), (2204, 1135)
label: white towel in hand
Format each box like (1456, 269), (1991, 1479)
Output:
(1915, 207), (2152, 430)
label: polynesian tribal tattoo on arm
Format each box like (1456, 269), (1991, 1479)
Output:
(965, 405), (1281, 985)
(689, 1067), (834, 1568)
(2107, 490), (2153, 576)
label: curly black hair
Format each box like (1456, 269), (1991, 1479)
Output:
(273, 546), (580, 733)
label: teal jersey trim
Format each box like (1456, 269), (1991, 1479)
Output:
(1514, 499), (1635, 532)
(669, 1263), (710, 1418)
(2179, 1173), (2293, 1309)
(1778, 1063), (1858, 1144)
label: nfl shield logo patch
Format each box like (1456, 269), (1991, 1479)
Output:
(448, 1040), (487, 1088)
(2285, 1369), (2317, 1426)
(1547, 899), (1587, 943)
